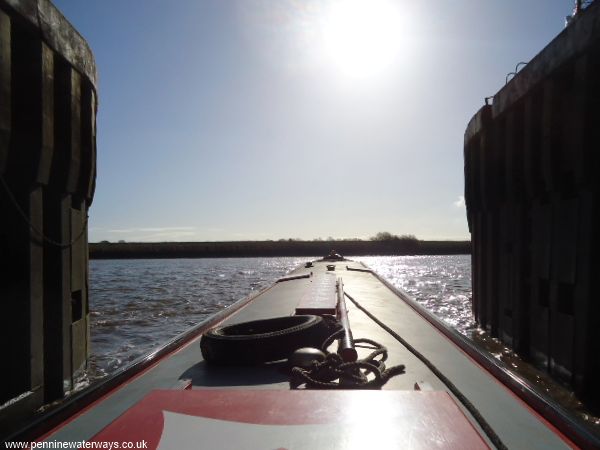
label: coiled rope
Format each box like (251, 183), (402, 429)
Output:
(343, 291), (508, 450)
(290, 330), (406, 390)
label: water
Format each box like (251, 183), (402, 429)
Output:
(357, 255), (475, 335)
(88, 255), (472, 378)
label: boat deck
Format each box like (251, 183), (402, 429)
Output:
(45, 260), (575, 449)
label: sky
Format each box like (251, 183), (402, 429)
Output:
(52, 0), (575, 242)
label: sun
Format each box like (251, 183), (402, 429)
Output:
(319, 0), (407, 81)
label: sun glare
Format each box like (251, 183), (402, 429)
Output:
(319, 0), (407, 80)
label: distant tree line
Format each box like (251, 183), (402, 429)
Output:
(369, 232), (418, 242)
(90, 232), (470, 259)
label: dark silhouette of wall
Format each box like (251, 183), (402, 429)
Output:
(0, 0), (97, 435)
(464, 2), (600, 410)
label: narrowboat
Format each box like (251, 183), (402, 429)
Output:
(6, 258), (599, 449)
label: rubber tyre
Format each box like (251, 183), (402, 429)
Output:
(200, 315), (336, 364)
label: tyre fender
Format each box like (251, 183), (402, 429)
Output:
(200, 315), (339, 364)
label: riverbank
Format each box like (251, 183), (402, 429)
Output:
(89, 239), (470, 259)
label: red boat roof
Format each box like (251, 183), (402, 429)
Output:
(91, 390), (489, 449)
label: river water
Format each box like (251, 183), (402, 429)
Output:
(88, 255), (473, 378)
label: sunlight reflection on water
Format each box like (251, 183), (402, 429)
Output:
(357, 255), (475, 335)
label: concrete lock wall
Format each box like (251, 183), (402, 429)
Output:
(0, 0), (97, 431)
(464, 2), (600, 410)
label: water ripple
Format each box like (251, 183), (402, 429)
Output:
(89, 257), (315, 379)
(357, 255), (475, 336)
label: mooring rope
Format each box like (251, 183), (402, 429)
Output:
(343, 291), (508, 450)
(0, 175), (88, 249)
(289, 331), (405, 390)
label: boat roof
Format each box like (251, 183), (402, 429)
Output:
(27, 260), (589, 448)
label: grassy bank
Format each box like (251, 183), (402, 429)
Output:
(89, 239), (471, 259)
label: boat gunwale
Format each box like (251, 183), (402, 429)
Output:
(367, 267), (599, 450)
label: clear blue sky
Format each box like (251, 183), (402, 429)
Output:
(53, 0), (574, 242)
